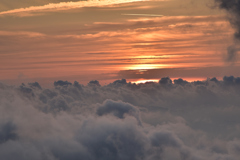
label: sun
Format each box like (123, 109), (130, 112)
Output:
(131, 79), (159, 84)
(126, 64), (170, 70)
(123, 55), (173, 70)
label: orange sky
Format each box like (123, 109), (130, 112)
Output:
(0, 0), (239, 85)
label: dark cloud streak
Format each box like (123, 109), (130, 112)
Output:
(215, 0), (240, 61)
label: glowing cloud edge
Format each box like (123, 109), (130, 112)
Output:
(0, 0), (148, 16)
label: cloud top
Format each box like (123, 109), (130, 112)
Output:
(0, 76), (240, 159)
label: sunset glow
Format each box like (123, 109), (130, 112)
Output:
(0, 0), (239, 85)
(131, 79), (159, 84)
(126, 64), (170, 70)
(130, 77), (209, 84)
(0, 0), (146, 16)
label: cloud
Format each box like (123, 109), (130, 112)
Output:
(0, 0), (146, 17)
(117, 66), (240, 80)
(215, 0), (240, 39)
(226, 45), (238, 62)
(1, 77), (240, 159)
(0, 122), (18, 144)
(54, 80), (72, 87)
(88, 80), (101, 86)
(96, 99), (142, 125)
(159, 77), (172, 85)
(215, 0), (240, 62)
(173, 78), (189, 86)
(0, 31), (45, 37)
(121, 13), (164, 17)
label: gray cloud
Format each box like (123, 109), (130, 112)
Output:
(0, 122), (18, 144)
(226, 45), (238, 61)
(215, 0), (240, 61)
(1, 77), (240, 159)
(96, 99), (142, 125)
(215, 0), (240, 39)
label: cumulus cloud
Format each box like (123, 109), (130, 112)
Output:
(96, 99), (142, 125)
(1, 77), (240, 159)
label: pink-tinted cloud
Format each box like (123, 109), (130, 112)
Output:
(0, 15), (236, 84)
(0, 0), (147, 17)
(0, 31), (45, 37)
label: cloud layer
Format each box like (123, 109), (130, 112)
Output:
(0, 77), (240, 159)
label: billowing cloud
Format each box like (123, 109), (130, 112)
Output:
(0, 77), (240, 159)
(96, 99), (142, 125)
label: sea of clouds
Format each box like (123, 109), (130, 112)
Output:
(0, 76), (240, 160)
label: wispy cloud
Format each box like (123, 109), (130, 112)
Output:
(122, 13), (164, 17)
(0, 0), (146, 17)
(0, 15), (233, 80)
(0, 31), (45, 37)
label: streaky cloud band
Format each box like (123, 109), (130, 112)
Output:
(0, 0), (146, 17)
(121, 13), (164, 17)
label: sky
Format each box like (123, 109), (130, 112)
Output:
(0, 0), (239, 85)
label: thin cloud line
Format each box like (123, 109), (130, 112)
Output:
(0, 0), (146, 17)
(122, 13), (164, 17)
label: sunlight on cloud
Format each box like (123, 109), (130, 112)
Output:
(0, 31), (45, 37)
(122, 13), (164, 17)
(126, 64), (170, 70)
(131, 79), (159, 83)
(0, 0), (146, 16)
